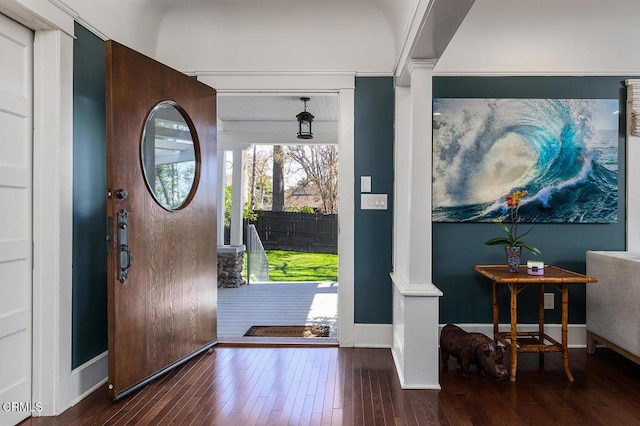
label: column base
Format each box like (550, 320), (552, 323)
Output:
(390, 273), (442, 389)
(217, 245), (246, 288)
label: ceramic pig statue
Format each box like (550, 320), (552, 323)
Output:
(440, 323), (508, 380)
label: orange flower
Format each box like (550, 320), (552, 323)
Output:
(484, 189), (540, 255)
(506, 195), (515, 207)
(511, 190), (527, 206)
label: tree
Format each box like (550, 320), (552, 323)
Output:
(246, 146), (273, 210)
(154, 162), (195, 209)
(249, 145), (257, 209)
(272, 145), (285, 212)
(287, 145), (338, 214)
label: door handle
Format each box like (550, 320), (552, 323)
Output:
(117, 209), (132, 283)
(116, 188), (128, 200)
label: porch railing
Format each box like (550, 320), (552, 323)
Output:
(245, 224), (269, 283)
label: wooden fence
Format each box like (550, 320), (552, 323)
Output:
(248, 211), (338, 254)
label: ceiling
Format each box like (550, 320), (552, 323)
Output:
(217, 95), (338, 122)
(217, 95), (339, 147)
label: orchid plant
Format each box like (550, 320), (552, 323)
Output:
(485, 190), (541, 255)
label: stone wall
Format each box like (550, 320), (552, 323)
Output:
(217, 246), (246, 288)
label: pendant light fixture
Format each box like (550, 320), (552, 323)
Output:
(296, 97), (314, 139)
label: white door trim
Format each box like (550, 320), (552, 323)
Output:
(0, 0), (75, 416)
(31, 28), (74, 415)
(200, 73), (356, 346)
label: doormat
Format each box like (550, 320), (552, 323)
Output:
(244, 325), (330, 338)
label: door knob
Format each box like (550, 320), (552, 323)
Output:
(116, 188), (128, 200)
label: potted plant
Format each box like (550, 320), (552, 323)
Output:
(485, 190), (540, 272)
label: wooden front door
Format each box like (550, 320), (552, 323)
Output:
(105, 40), (217, 400)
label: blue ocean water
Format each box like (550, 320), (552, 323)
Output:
(432, 98), (618, 223)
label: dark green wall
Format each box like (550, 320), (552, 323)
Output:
(72, 22), (107, 368)
(69, 55), (397, 362)
(70, 46), (621, 346)
(433, 76), (627, 325)
(354, 77), (395, 323)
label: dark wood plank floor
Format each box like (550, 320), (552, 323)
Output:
(21, 346), (640, 425)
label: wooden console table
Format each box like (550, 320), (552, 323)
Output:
(472, 264), (597, 382)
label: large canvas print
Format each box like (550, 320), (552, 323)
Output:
(432, 98), (619, 223)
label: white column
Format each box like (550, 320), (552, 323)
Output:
(407, 61), (435, 286)
(625, 80), (640, 251)
(390, 60), (443, 389)
(216, 148), (226, 246)
(337, 87), (355, 347)
(32, 28), (74, 415)
(230, 148), (246, 247)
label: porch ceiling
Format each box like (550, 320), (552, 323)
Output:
(217, 95), (339, 147)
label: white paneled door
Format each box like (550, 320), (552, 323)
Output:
(0, 12), (33, 426)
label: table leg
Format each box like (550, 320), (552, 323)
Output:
(538, 283), (545, 369)
(493, 281), (498, 344)
(509, 283), (518, 382)
(561, 284), (574, 382)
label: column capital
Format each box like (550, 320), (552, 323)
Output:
(407, 59), (437, 75)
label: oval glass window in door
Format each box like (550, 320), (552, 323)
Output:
(141, 101), (199, 210)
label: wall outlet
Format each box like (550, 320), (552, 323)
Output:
(544, 293), (554, 309)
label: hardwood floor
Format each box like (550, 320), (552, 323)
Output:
(21, 346), (640, 425)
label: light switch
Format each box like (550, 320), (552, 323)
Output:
(361, 176), (372, 193)
(361, 194), (387, 210)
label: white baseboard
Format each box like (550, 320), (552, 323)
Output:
(351, 323), (588, 349)
(354, 323), (393, 348)
(70, 351), (108, 406)
(442, 323), (588, 348)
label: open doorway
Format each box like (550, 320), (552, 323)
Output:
(216, 95), (339, 343)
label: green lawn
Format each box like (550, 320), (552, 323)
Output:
(264, 250), (338, 282)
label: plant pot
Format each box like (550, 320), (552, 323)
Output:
(505, 246), (522, 273)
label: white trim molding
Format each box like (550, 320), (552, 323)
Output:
(71, 352), (108, 406)
(0, 0), (73, 35)
(0, 0), (76, 417)
(47, 0), (108, 40)
(337, 87), (355, 347)
(626, 80), (640, 251)
(31, 27), (74, 416)
(197, 71), (355, 93)
(353, 324), (393, 348)
(440, 323), (589, 349)
(199, 73), (357, 348)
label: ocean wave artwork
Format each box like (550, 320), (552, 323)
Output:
(432, 98), (619, 223)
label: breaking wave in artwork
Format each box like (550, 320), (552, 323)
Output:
(432, 98), (618, 223)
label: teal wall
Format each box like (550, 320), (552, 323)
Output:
(353, 77), (395, 324)
(71, 40), (622, 350)
(69, 46), (397, 363)
(72, 22), (107, 368)
(433, 76), (627, 325)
